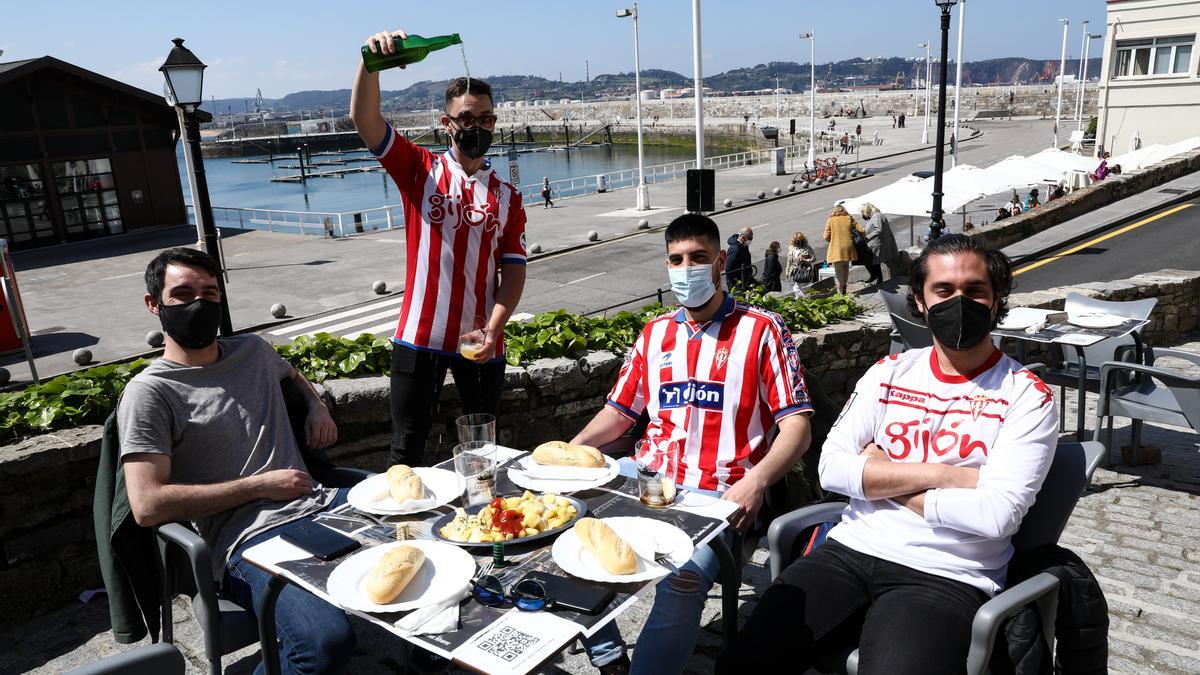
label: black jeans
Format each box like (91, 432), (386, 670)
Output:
(388, 343), (505, 467)
(718, 539), (988, 675)
(865, 263), (883, 283)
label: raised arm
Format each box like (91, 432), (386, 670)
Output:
(350, 29), (408, 152)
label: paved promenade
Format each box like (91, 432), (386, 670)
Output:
(4, 344), (1199, 673)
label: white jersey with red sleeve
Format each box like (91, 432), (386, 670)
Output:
(606, 294), (813, 492)
(819, 347), (1058, 595)
(372, 123), (527, 356)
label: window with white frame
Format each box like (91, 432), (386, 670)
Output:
(1113, 35), (1194, 77)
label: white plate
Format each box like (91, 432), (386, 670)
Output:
(346, 467), (465, 515)
(326, 539), (475, 613)
(996, 307), (1053, 331)
(507, 456), (621, 493)
(551, 517), (694, 583)
(1068, 313), (1124, 329)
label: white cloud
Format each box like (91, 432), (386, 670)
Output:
(106, 59), (165, 94)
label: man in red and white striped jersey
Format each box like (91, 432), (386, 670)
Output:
(574, 213), (813, 675)
(351, 28), (526, 466)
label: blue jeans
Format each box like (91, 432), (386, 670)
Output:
(582, 511), (735, 674)
(224, 490), (356, 675)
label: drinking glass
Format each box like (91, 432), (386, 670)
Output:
(456, 413), (497, 445)
(458, 315), (489, 360)
(635, 439), (679, 508)
(453, 440), (496, 505)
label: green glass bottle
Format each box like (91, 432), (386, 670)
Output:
(361, 33), (463, 73)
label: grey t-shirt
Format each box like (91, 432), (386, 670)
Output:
(117, 334), (336, 579)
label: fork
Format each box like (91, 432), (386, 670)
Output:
(653, 550), (682, 576)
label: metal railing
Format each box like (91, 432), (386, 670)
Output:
(519, 144), (809, 204)
(187, 204), (405, 237)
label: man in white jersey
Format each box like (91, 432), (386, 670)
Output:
(720, 234), (1058, 674)
(351, 27), (527, 467)
(576, 213), (813, 675)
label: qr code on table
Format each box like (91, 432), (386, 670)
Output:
(477, 625), (540, 662)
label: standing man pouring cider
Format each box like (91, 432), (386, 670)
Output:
(351, 28), (527, 467)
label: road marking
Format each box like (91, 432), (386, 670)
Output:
(342, 322), (397, 339)
(1013, 203), (1194, 276)
(297, 307), (404, 337)
(804, 207), (824, 214)
(267, 296), (405, 335)
(559, 272), (606, 287)
(97, 271), (142, 282)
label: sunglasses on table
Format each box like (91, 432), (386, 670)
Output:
(472, 574), (553, 611)
(447, 112), (498, 130)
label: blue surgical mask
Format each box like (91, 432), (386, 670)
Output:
(668, 264), (717, 308)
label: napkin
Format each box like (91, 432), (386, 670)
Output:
(394, 584), (471, 636)
(366, 483), (438, 513)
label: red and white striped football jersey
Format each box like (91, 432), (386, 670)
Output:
(607, 294), (813, 492)
(373, 124), (527, 356)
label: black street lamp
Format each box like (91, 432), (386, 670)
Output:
(160, 38), (233, 336)
(930, 0), (957, 233)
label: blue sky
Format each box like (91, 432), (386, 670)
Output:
(2, 1), (1108, 99)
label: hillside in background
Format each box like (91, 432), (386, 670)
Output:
(202, 56), (1102, 116)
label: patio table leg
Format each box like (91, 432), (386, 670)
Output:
(1075, 347), (1087, 441)
(709, 535), (740, 650)
(258, 576), (286, 675)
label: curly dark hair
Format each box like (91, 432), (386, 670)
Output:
(906, 234), (1012, 328)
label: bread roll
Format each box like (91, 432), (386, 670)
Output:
(532, 440), (605, 468)
(365, 545), (426, 604)
(574, 517), (637, 575)
(386, 464), (425, 504)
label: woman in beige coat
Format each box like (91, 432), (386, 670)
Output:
(823, 204), (865, 294)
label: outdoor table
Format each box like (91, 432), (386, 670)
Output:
(241, 446), (737, 675)
(992, 309), (1148, 440)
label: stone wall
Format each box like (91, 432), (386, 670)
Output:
(2, 268), (1198, 626)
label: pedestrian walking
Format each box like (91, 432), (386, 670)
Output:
(892, 115), (896, 129)
(899, 113), (906, 128)
(950, 132), (957, 157)
(725, 226), (755, 291)
(840, 132), (850, 154)
(541, 176), (554, 208)
(860, 202), (898, 283)
(823, 204), (864, 295)
(785, 231), (816, 297)
(761, 241), (783, 293)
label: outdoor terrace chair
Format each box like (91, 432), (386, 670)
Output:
(1092, 346), (1200, 464)
(765, 440), (1105, 675)
(65, 642), (185, 675)
(879, 288), (932, 353)
(1043, 293), (1156, 438)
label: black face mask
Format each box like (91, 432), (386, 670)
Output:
(453, 126), (493, 160)
(925, 295), (995, 351)
(158, 298), (222, 349)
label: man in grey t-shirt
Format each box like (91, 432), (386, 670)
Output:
(119, 247), (353, 674)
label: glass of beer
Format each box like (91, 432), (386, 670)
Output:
(635, 439), (679, 508)
(458, 315), (489, 360)
(453, 440), (496, 505)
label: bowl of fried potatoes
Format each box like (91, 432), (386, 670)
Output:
(431, 491), (587, 547)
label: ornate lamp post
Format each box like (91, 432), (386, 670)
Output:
(161, 38), (233, 336)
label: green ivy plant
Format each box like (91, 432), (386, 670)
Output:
(0, 359), (148, 441)
(273, 332), (393, 383)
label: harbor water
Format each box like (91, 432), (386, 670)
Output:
(180, 142), (696, 215)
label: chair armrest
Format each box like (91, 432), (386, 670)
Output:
(66, 642), (185, 675)
(156, 523), (223, 642)
(1098, 361), (1200, 396)
(966, 572), (1059, 675)
(1148, 347), (1200, 370)
(1022, 363), (1047, 376)
(766, 502), (846, 580)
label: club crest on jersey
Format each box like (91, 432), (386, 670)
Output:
(714, 346), (729, 372)
(659, 379), (724, 410)
(968, 393), (990, 420)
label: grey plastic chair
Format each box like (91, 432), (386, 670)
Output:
(66, 643), (185, 675)
(880, 288), (932, 353)
(766, 440), (1105, 675)
(1093, 346), (1200, 464)
(1044, 293), (1156, 438)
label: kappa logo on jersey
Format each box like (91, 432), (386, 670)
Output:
(714, 346), (729, 372)
(660, 379), (725, 410)
(425, 192), (500, 232)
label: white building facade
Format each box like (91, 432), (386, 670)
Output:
(1097, 0), (1200, 155)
